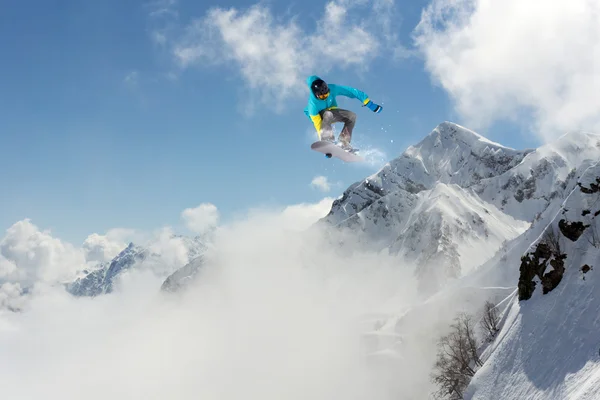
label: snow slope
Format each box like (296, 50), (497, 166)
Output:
(464, 162), (600, 400)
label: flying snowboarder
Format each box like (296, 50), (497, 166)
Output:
(304, 75), (382, 152)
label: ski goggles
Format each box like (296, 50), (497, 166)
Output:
(316, 92), (330, 100)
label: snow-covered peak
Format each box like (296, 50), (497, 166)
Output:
(410, 121), (515, 153)
(531, 131), (600, 170)
(362, 122), (530, 198)
(325, 122), (530, 226)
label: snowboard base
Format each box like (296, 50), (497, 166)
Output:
(310, 140), (364, 163)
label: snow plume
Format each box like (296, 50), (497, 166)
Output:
(413, 0), (600, 140)
(0, 201), (443, 400)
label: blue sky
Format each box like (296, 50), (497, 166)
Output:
(2, 0), (594, 245)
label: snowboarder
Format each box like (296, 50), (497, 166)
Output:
(304, 75), (382, 151)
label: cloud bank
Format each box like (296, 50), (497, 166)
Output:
(0, 197), (428, 400)
(413, 0), (600, 140)
(0, 219), (86, 284)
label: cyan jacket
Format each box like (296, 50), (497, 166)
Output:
(303, 75), (370, 133)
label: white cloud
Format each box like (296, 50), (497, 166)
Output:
(181, 202), (220, 234)
(0, 282), (25, 312)
(146, 227), (190, 272)
(311, 176), (332, 192)
(413, 0), (600, 140)
(0, 200), (475, 400)
(0, 219), (86, 284)
(82, 231), (129, 264)
(0, 254), (17, 278)
(164, 1), (407, 106)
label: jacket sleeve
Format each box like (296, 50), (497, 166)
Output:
(330, 84), (370, 105)
(305, 102), (322, 132)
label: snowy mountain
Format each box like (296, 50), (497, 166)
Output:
(464, 161), (600, 399)
(318, 122), (600, 399)
(67, 235), (207, 297)
(319, 122), (600, 298)
(66, 242), (147, 297)
(323, 122), (531, 226)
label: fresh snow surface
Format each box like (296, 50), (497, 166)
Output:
(465, 162), (600, 400)
(391, 182), (529, 274)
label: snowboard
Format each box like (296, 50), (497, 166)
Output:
(310, 140), (364, 163)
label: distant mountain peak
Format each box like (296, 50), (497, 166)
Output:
(419, 121), (515, 151)
(67, 235), (208, 297)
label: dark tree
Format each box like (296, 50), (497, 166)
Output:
(431, 313), (482, 399)
(480, 300), (500, 341)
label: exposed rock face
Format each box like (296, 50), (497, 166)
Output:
(518, 240), (567, 301)
(517, 163), (600, 301)
(578, 177), (600, 194)
(558, 219), (589, 241)
(581, 264), (592, 274)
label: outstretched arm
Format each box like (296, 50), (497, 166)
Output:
(331, 84), (383, 113)
(331, 84), (369, 103)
